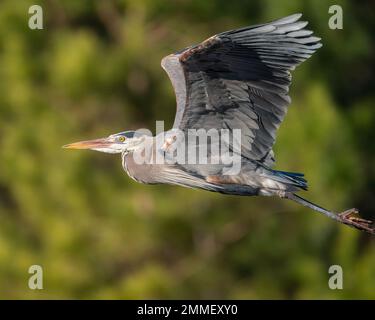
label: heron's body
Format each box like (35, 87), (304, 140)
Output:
(122, 135), (305, 197)
(64, 14), (374, 234)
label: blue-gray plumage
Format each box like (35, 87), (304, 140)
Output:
(64, 14), (374, 234)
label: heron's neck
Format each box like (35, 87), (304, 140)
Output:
(121, 150), (159, 184)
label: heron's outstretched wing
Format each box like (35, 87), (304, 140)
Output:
(161, 13), (321, 165)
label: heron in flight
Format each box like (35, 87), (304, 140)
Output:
(64, 14), (374, 234)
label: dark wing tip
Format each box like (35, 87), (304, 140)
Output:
(224, 13), (322, 68)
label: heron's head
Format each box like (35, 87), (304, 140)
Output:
(63, 131), (145, 154)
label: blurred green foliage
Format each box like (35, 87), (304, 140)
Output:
(0, 0), (374, 299)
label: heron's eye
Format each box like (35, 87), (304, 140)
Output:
(118, 136), (126, 142)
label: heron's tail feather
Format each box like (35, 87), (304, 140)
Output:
(272, 170), (308, 191)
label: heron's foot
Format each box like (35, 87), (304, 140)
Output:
(337, 208), (374, 234)
(161, 135), (177, 152)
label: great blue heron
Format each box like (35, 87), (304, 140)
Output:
(64, 14), (374, 234)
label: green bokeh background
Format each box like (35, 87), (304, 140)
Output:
(0, 0), (374, 299)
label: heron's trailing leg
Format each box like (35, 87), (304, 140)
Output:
(283, 193), (374, 235)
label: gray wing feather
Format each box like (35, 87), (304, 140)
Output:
(161, 13), (321, 165)
(161, 55), (187, 128)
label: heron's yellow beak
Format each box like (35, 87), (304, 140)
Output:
(62, 138), (111, 150)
